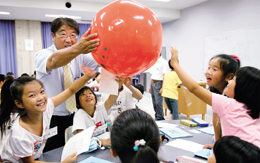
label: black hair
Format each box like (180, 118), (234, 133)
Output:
(75, 86), (97, 109)
(0, 76), (43, 138)
(92, 72), (100, 81)
(6, 72), (14, 76)
(168, 59), (174, 70)
(214, 136), (260, 163)
(0, 74), (5, 82)
(111, 109), (160, 163)
(51, 17), (80, 35)
(234, 66), (260, 119)
(208, 54), (240, 94)
(21, 73), (29, 77)
(4, 76), (14, 82)
(134, 84), (144, 95)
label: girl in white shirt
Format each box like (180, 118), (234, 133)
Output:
(72, 76), (131, 147)
(0, 66), (96, 163)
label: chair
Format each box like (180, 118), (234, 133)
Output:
(65, 126), (74, 143)
(178, 82), (207, 120)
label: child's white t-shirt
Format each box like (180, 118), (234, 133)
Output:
(101, 86), (135, 123)
(1, 98), (55, 162)
(72, 102), (107, 137)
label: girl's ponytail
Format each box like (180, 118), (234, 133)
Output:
(0, 79), (15, 138)
(130, 144), (159, 163)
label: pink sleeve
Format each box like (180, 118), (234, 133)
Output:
(212, 93), (231, 118)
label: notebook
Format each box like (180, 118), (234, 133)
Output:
(159, 127), (192, 139)
(194, 148), (213, 159)
(180, 119), (198, 127)
(197, 126), (215, 135)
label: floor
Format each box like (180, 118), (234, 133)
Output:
(136, 92), (213, 123)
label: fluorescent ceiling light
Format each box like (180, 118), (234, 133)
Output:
(0, 12), (10, 15)
(152, 0), (171, 2)
(45, 14), (81, 19)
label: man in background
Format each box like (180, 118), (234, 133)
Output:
(149, 54), (169, 120)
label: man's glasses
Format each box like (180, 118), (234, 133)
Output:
(57, 33), (78, 40)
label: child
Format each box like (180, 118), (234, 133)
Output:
(101, 76), (143, 123)
(110, 109), (161, 163)
(160, 59), (182, 120)
(72, 77), (131, 146)
(170, 46), (260, 148)
(0, 66), (96, 162)
(207, 136), (260, 163)
(205, 54), (240, 147)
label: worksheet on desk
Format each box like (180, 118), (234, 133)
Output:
(156, 121), (178, 128)
(166, 139), (203, 153)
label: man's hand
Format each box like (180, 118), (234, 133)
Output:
(75, 29), (100, 54)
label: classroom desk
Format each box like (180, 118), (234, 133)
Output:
(38, 120), (214, 162)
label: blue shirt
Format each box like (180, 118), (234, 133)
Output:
(35, 45), (98, 116)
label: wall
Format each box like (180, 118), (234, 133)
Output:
(15, 20), (42, 76)
(162, 0), (260, 81)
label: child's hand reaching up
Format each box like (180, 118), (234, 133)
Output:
(62, 152), (78, 163)
(170, 46), (179, 67)
(80, 65), (96, 79)
(115, 76), (132, 88)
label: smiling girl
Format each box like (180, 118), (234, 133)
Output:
(72, 77), (132, 147)
(0, 66), (95, 163)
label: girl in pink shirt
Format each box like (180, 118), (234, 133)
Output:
(170, 46), (260, 148)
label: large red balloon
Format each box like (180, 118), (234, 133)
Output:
(90, 0), (162, 77)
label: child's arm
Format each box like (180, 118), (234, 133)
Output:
(21, 152), (77, 163)
(213, 113), (222, 141)
(170, 46), (212, 106)
(123, 77), (143, 100)
(103, 77), (129, 111)
(103, 77), (121, 111)
(52, 66), (96, 108)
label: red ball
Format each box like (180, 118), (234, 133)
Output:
(90, 0), (162, 77)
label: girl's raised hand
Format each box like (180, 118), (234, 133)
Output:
(62, 152), (78, 163)
(170, 46), (179, 67)
(80, 65), (96, 79)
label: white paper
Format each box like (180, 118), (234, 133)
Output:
(189, 129), (201, 134)
(166, 139), (203, 153)
(99, 68), (118, 95)
(156, 121), (178, 128)
(61, 126), (95, 161)
(24, 39), (34, 51)
(97, 132), (110, 140)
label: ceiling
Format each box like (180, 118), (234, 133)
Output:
(0, 0), (208, 24)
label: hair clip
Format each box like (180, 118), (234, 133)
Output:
(133, 139), (146, 151)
